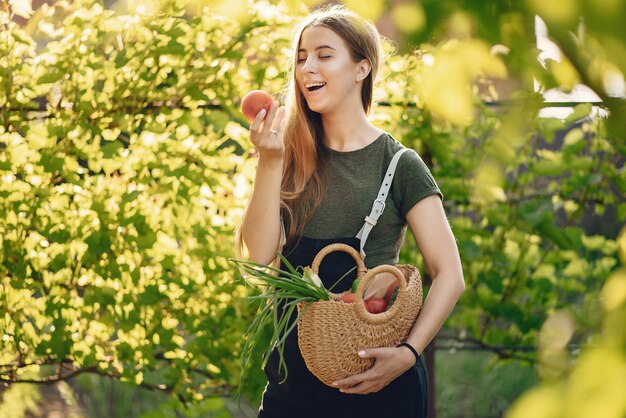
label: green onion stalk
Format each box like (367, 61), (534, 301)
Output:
(228, 254), (355, 399)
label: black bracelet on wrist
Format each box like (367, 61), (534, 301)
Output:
(397, 342), (420, 364)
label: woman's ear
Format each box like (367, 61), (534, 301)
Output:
(355, 59), (372, 83)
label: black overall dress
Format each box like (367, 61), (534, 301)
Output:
(257, 234), (429, 418)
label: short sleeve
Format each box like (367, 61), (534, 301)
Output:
(392, 149), (443, 218)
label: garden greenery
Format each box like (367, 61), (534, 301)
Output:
(1, 0), (624, 410)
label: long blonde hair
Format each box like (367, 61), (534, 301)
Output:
(280, 5), (383, 242)
(236, 5), (385, 259)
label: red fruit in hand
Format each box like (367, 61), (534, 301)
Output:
(364, 297), (388, 314)
(240, 90), (274, 122)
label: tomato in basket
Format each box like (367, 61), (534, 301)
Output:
(339, 293), (389, 314)
(340, 293), (356, 303)
(364, 297), (388, 314)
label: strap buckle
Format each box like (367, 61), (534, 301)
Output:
(364, 215), (377, 226)
(372, 199), (386, 216)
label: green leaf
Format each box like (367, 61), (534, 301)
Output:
(480, 270), (504, 293)
(155, 40), (186, 55)
(114, 50), (129, 68)
(101, 141), (123, 158)
(565, 103), (592, 125)
(50, 316), (70, 359)
(37, 70), (65, 84)
(351, 278), (360, 293)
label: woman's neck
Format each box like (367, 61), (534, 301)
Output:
(321, 104), (382, 152)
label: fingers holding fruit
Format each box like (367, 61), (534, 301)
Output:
(242, 90), (285, 159)
(253, 101), (285, 158)
(362, 271), (398, 300)
(339, 285), (388, 313)
(339, 275), (400, 314)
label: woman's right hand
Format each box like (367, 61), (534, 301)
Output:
(250, 100), (286, 160)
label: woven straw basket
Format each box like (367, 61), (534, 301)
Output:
(297, 243), (423, 387)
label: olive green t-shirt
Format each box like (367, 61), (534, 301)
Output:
(302, 132), (443, 268)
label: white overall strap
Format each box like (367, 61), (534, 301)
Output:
(356, 148), (410, 259)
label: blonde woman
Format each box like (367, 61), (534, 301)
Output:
(237, 5), (465, 418)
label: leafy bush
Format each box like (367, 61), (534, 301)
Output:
(1, 0), (624, 413)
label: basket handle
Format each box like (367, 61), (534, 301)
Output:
(354, 264), (407, 324)
(311, 243), (367, 279)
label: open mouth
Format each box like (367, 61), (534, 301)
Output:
(306, 82), (327, 92)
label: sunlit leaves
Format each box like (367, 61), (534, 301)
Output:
(507, 229), (626, 418)
(546, 58), (580, 92)
(526, 0), (581, 26)
(510, 345), (626, 418)
(8, 0), (34, 19)
(204, 0), (252, 24)
(536, 310), (575, 380)
(0, 383), (41, 417)
(0, 0), (301, 402)
(419, 39), (507, 126)
(507, 385), (565, 418)
(343, 0), (385, 21)
(397, 27), (620, 379)
(602, 268), (626, 311)
(391, 3), (426, 34)
(472, 160), (506, 203)
(1, 0), (624, 410)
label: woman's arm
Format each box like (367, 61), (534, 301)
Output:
(402, 193), (465, 355)
(332, 194), (464, 393)
(240, 102), (286, 265)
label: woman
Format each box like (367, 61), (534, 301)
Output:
(236, 5), (465, 418)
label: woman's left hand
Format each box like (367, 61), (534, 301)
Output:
(331, 346), (416, 394)
(362, 271), (398, 300)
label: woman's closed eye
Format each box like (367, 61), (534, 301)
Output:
(297, 55), (332, 62)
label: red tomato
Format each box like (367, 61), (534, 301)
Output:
(364, 297), (388, 314)
(240, 90), (274, 122)
(340, 293), (355, 304)
(385, 283), (399, 301)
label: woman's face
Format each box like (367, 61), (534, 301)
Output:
(295, 26), (368, 114)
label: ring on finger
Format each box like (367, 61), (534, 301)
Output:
(269, 129), (278, 135)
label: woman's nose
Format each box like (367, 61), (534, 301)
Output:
(302, 56), (317, 72)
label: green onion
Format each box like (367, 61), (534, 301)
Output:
(229, 254), (356, 396)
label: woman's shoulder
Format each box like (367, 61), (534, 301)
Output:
(381, 132), (443, 211)
(381, 131), (402, 147)
(380, 132), (422, 165)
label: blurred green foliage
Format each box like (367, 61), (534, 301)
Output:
(436, 350), (538, 418)
(0, 383), (41, 417)
(506, 228), (626, 418)
(0, 0), (624, 415)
